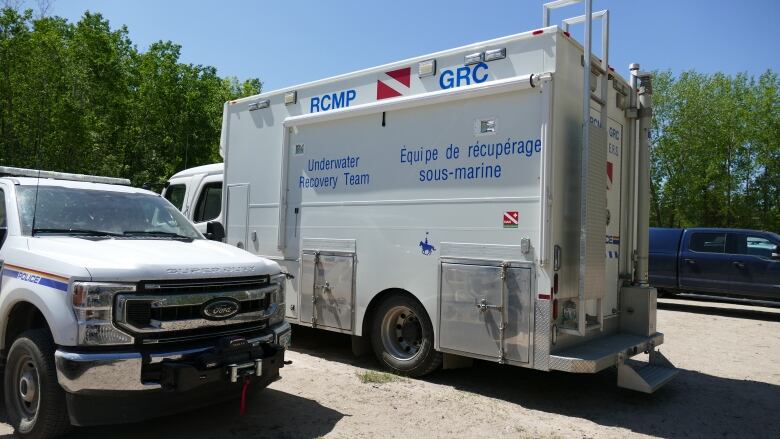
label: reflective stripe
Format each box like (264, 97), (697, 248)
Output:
(2, 265), (69, 292)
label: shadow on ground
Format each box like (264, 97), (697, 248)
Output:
(66, 387), (343, 439)
(1, 381), (343, 439)
(0, 327), (353, 439)
(290, 325), (780, 438)
(658, 300), (780, 322)
(431, 362), (779, 438)
(2, 319), (776, 438)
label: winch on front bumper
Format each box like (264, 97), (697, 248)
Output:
(53, 321), (291, 426)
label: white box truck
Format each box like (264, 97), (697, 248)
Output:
(213, 1), (676, 392)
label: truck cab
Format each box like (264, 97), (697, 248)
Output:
(163, 163), (224, 234)
(0, 167), (289, 438)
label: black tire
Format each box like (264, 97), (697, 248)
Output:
(370, 294), (441, 377)
(657, 288), (679, 298)
(4, 329), (71, 439)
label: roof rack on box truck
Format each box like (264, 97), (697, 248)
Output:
(214, 0), (677, 392)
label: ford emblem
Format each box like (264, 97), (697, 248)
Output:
(202, 299), (240, 320)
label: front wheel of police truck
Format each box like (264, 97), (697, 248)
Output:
(4, 329), (71, 439)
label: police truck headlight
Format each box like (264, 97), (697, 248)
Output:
(72, 282), (135, 345)
(268, 273), (287, 326)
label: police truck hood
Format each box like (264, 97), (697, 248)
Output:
(25, 237), (279, 281)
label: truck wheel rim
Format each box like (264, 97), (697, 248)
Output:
(13, 354), (40, 421)
(381, 305), (423, 361)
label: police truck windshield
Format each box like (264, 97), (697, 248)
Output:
(16, 185), (201, 240)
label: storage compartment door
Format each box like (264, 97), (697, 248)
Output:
(503, 267), (532, 363)
(299, 252), (354, 331)
(226, 184), (249, 248)
(439, 263), (504, 360)
(439, 263), (532, 363)
(299, 253), (316, 324)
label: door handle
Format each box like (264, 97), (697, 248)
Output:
(476, 298), (502, 312)
(684, 258), (696, 265)
(732, 261), (745, 269)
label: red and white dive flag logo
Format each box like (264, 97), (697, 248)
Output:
(503, 211), (519, 228)
(377, 67), (411, 100)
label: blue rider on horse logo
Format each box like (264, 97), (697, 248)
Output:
(419, 232), (436, 255)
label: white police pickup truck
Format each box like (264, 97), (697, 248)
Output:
(0, 167), (290, 438)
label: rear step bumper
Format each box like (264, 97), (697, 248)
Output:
(550, 332), (664, 373)
(549, 332), (678, 393)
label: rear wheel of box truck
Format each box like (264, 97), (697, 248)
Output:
(4, 329), (71, 439)
(370, 294), (441, 377)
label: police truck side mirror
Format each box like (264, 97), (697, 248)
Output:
(205, 221), (225, 242)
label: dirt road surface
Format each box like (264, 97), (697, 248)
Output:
(1, 298), (778, 438)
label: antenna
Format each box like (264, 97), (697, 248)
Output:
(31, 75), (47, 237)
(30, 168), (41, 236)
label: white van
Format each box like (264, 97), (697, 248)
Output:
(163, 163), (224, 234)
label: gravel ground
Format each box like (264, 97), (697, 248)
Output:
(1, 297), (779, 438)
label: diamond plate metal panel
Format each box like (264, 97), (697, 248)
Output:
(582, 126), (607, 299)
(549, 355), (600, 373)
(532, 299), (551, 370)
(549, 332), (666, 373)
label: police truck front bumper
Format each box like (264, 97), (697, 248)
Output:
(54, 321), (291, 425)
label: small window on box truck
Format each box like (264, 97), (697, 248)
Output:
(690, 232), (726, 253)
(193, 182), (222, 223)
(164, 184), (186, 210)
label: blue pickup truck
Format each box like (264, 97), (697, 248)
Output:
(649, 227), (780, 301)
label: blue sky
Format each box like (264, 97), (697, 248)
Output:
(47, 0), (780, 91)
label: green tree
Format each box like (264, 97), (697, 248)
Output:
(0, 7), (260, 189)
(651, 70), (780, 232)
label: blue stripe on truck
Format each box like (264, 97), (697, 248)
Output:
(2, 267), (69, 292)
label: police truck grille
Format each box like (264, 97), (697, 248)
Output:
(114, 276), (276, 342)
(136, 275), (270, 294)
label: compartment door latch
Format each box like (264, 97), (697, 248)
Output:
(476, 298), (502, 313)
